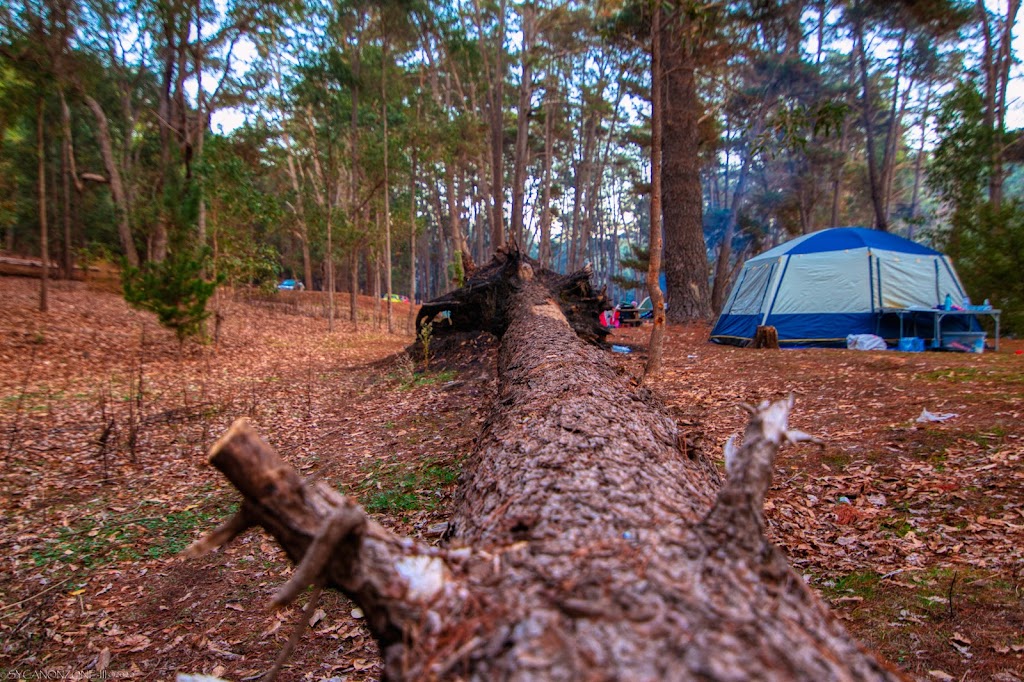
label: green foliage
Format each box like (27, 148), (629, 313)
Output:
(418, 321), (434, 367)
(612, 243), (650, 292)
(941, 202), (1024, 333)
(122, 249), (222, 341)
(447, 250), (465, 287)
(358, 457), (461, 514)
(216, 243), (281, 292)
(30, 501), (236, 576)
(930, 82), (990, 211)
(400, 368), (457, 390)
(930, 81), (1024, 333)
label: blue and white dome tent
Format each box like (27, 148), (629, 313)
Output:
(710, 227), (973, 347)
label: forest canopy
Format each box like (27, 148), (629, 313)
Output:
(1, 0), (1022, 330)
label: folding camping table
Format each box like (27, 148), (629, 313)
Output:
(878, 307), (1002, 351)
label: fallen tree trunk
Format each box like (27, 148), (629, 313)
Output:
(190, 253), (903, 680)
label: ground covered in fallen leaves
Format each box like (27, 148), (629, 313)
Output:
(1, 275), (1021, 681)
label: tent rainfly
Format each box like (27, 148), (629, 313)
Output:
(710, 227), (971, 347)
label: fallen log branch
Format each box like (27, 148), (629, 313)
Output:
(414, 249), (611, 346)
(190, 252), (904, 680)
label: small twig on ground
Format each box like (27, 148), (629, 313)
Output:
(128, 327), (146, 464)
(305, 351), (313, 419)
(199, 353), (211, 451)
(260, 585), (323, 682)
(6, 344), (39, 463)
(97, 381), (114, 484)
(97, 417), (115, 485)
(0, 577), (73, 613)
(947, 570), (958, 620)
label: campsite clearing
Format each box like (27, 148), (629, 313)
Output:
(0, 276), (1021, 681)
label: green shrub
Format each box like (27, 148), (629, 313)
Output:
(122, 249), (221, 341)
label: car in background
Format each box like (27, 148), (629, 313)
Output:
(381, 293), (409, 302)
(278, 279), (303, 291)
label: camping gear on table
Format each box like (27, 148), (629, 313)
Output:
(710, 227), (980, 348)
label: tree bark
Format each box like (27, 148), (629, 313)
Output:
(510, 2), (536, 247)
(83, 95), (139, 267)
(661, 13), (711, 322)
(710, 122), (758, 316)
(853, 23), (888, 232)
(538, 86), (555, 269)
(37, 98), (49, 313)
(978, 0), (1020, 210)
(409, 146), (418, 332)
(382, 39), (394, 335)
(196, 255), (904, 681)
(645, 5), (666, 379)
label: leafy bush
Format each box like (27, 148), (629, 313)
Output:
(122, 249), (221, 341)
(942, 202), (1024, 334)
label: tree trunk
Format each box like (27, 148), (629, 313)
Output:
(195, 254), (903, 680)
(510, 2), (536, 247)
(710, 122), (759, 316)
(279, 112), (314, 290)
(978, 0), (1020, 210)
(37, 98), (49, 313)
(478, 0), (507, 250)
(61, 123), (74, 279)
(373, 247), (382, 330)
(409, 148), (418, 332)
(444, 164), (473, 280)
(645, 5), (666, 379)
(382, 43), (394, 335)
(569, 111), (597, 272)
(538, 87), (555, 269)
(59, 89), (80, 278)
(661, 14), (711, 322)
(326, 202), (335, 333)
(853, 24), (888, 232)
(349, 251), (359, 330)
(83, 95), (139, 267)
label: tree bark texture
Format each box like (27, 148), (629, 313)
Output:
(645, 5), (667, 379)
(661, 18), (711, 322)
(83, 95), (139, 267)
(194, 255), (902, 680)
(37, 98), (49, 313)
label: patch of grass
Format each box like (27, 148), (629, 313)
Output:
(1, 390), (65, 411)
(879, 515), (915, 538)
(917, 367), (1024, 384)
(365, 490), (421, 513)
(963, 426), (1007, 446)
(821, 452), (851, 469)
(30, 501), (237, 574)
(820, 570), (881, 600)
(358, 457), (462, 514)
(398, 369), (458, 391)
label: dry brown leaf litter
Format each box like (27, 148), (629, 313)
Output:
(0, 277), (1021, 681)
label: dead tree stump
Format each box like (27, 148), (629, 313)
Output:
(754, 325), (780, 349)
(190, 253), (903, 680)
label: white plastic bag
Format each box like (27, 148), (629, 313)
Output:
(846, 334), (887, 351)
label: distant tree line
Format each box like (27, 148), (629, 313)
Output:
(1, 0), (1021, 332)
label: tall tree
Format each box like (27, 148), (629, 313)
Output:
(36, 96), (48, 312)
(645, 1), (665, 378)
(977, 0), (1020, 209)
(661, 0), (714, 321)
